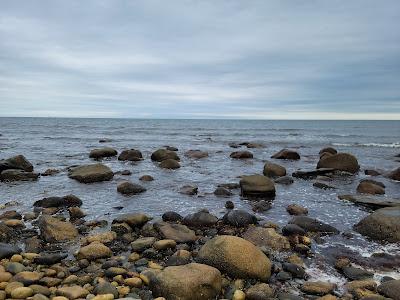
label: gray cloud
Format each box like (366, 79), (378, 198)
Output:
(0, 0), (399, 119)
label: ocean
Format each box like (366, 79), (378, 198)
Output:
(0, 118), (399, 283)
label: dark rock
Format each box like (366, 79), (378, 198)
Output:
(151, 149), (180, 162)
(118, 149), (143, 161)
(377, 279), (400, 300)
(342, 266), (374, 280)
(165, 146), (178, 151)
(286, 204), (308, 216)
(385, 167), (400, 181)
(252, 200), (272, 212)
(222, 209), (257, 227)
(271, 149), (300, 160)
(33, 253), (68, 265)
(183, 211), (218, 228)
(214, 187), (233, 197)
(319, 147), (338, 155)
(313, 181), (336, 189)
(289, 216), (339, 234)
(117, 181), (146, 195)
(159, 159), (180, 169)
(365, 169), (382, 176)
(41, 169), (60, 176)
(155, 222), (196, 243)
(317, 153), (359, 174)
(218, 183), (240, 189)
(240, 174), (276, 198)
(68, 163), (113, 183)
(292, 168), (335, 179)
(34, 195), (82, 208)
(357, 180), (385, 195)
(89, 147), (117, 159)
(0, 169), (39, 181)
(338, 195), (400, 209)
(0, 243), (21, 259)
(282, 263), (306, 278)
(0, 155), (33, 172)
(179, 185), (198, 195)
(184, 150), (208, 159)
(139, 175), (154, 181)
(263, 161), (286, 178)
(276, 271), (292, 281)
(230, 151), (253, 159)
(282, 224), (306, 236)
(274, 176), (294, 185)
(162, 211), (183, 222)
(225, 201), (234, 209)
(277, 293), (304, 300)
(94, 281), (118, 298)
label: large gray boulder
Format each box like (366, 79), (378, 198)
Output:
(68, 163), (113, 183)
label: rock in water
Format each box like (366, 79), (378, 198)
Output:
(118, 149), (143, 161)
(263, 162), (286, 178)
(117, 181), (146, 195)
(222, 210), (257, 227)
(0, 155), (33, 172)
(271, 149), (300, 160)
(159, 159), (180, 169)
(185, 150), (209, 159)
(89, 147), (117, 159)
(243, 227), (290, 251)
(377, 279), (400, 300)
(354, 207), (400, 242)
(0, 169), (39, 181)
(338, 194), (400, 209)
(317, 153), (359, 174)
(197, 235), (272, 281)
(240, 174), (276, 198)
(179, 185), (198, 195)
(230, 151), (253, 159)
(68, 163), (113, 183)
(385, 167), (400, 181)
(0, 243), (21, 259)
(357, 180), (385, 195)
(149, 263), (222, 300)
(151, 149), (180, 162)
(289, 216), (339, 234)
(319, 147), (338, 155)
(183, 211), (218, 228)
(292, 168), (334, 179)
(39, 216), (78, 242)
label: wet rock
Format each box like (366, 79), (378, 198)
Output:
(93, 281), (118, 298)
(263, 162), (286, 178)
(214, 187), (233, 197)
(77, 242), (112, 260)
(0, 169), (39, 181)
(41, 168), (60, 176)
(162, 211), (183, 222)
(68, 163), (113, 183)
(0, 210), (21, 220)
(289, 216), (339, 234)
(357, 180), (385, 195)
(222, 210), (257, 227)
(113, 213), (151, 228)
(11, 287), (34, 299)
(246, 283), (274, 300)
(118, 149), (143, 161)
(149, 263), (222, 300)
(313, 181), (336, 189)
(282, 262), (306, 279)
(286, 204), (308, 216)
(343, 266), (374, 280)
(117, 181), (146, 195)
(87, 231), (116, 244)
(317, 153), (359, 174)
(179, 185), (198, 195)
(56, 286), (89, 299)
(282, 224), (306, 236)
(68, 207), (86, 219)
(34, 195), (83, 208)
(139, 175), (154, 181)
(243, 227), (290, 251)
(165, 145), (178, 151)
(230, 151), (253, 159)
(13, 271), (43, 285)
(0, 155), (33, 172)
(33, 253), (68, 265)
(89, 147), (117, 159)
(292, 168), (335, 179)
(131, 237), (156, 252)
(354, 207), (400, 242)
(225, 201), (235, 209)
(218, 183), (240, 189)
(247, 142), (264, 149)
(274, 176), (294, 185)
(6, 262), (25, 274)
(276, 271), (292, 281)
(365, 169), (382, 176)
(301, 281), (336, 295)
(159, 159), (180, 169)
(240, 174), (276, 198)
(377, 279), (400, 300)
(252, 200), (272, 212)
(338, 195), (400, 209)
(153, 239), (176, 250)
(183, 211), (218, 228)
(151, 149), (180, 162)
(271, 149), (300, 160)
(197, 235), (271, 281)
(385, 167), (400, 181)
(185, 150), (209, 159)
(39, 216), (78, 243)
(319, 147), (338, 155)
(155, 222), (196, 243)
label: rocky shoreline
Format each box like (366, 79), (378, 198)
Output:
(0, 146), (399, 300)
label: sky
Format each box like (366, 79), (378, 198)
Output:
(0, 1), (399, 119)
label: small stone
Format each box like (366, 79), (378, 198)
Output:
(117, 181), (146, 195)
(91, 294), (114, 300)
(286, 204), (308, 215)
(124, 277), (142, 288)
(153, 239), (177, 250)
(56, 286), (89, 299)
(233, 289), (246, 300)
(77, 242), (112, 260)
(301, 281), (336, 295)
(139, 175), (154, 181)
(11, 287), (34, 299)
(131, 237), (156, 252)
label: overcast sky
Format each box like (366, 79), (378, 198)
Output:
(0, 1), (399, 119)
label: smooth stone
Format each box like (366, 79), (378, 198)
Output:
(289, 216), (339, 234)
(214, 187), (233, 197)
(246, 283), (274, 300)
(357, 181), (385, 195)
(274, 176), (294, 185)
(118, 149), (143, 161)
(93, 282), (118, 298)
(243, 227), (290, 251)
(317, 153), (359, 174)
(271, 149), (300, 160)
(12, 271), (43, 285)
(153, 239), (176, 250)
(240, 174), (276, 198)
(0, 155), (33, 172)
(286, 204), (308, 215)
(77, 242), (112, 260)
(183, 211), (218, 227)
(68, 163), (114, 183)
(338, 195), (400, 209)
(159, 159), (180, 169)
(230, 151), (253, 159)
(33, 253), (68, 265)
(155, 223), (196, 243)
(161, 211), (183, 222)
(39, 215), (78, 242)
(282, 263), (306, 279)
(184, 150), (208, 159)
(263, 161), (286, 178)
(343, 266), (374, 280)
(385, 167), (400, 181)
(11, 287), (34, 299)
(56, 286), (89, 299)
(131, 237), (156, 252)
(113, 213), (151, 228)
(0, 169), (39, 181)
(301, 281), (336, 295)
(377, 279), (400, 300)
(117, 181), (146, 195)
(151, 149), (180, 162)
(139, 175), (154, 181)
(222, 209), (257, 227)
(0, 243), (21, 259)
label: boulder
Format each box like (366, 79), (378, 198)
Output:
(159, 159), (180, 169)
(385, 167), (400, 181)
(317, 153), (359, 174)
(179, 185), (198, 195)
(243, 226), (290, 251)
(0, 155), (33, 172)
(117, 181), (146, 195)
(149, 263), (222, 300)
(246, 283), (274, 300)
(155, 222), (196, 243)
(292, 168), (335, 179)
(68, 164), (113, 183)
(214, 187), (233, 197)
(183, 211), (218, 228)
(197, 235), (272, 281)
(230, 151), (253, 159)
(319, 147), (338, 155)
(274, 176), (294, 185)
(286, 204), (308, 215)
(0, 243), (21, 259)
(0, 169), (39, 181)
(240, 174), (276, 198)
(222, 209), (257, 227)
(271, 149), (300, 160)
(162, 211), (183, 222)
(338, 194), (400, 209)
(113, 213), (151, 228)
(289, 216), (339, 234)
(357, 181), (385, 195)
(39, 216), (78, 242)
(301, 281), (336, 296)
(151, 149), (180, 162)
(185, 150), (209, 159)
(118, 149), (143, 161)
(77, 242), (112, 260)
(34, 195), (82, 208)
(89, 147), (117, 159)
(263, 162), (286, 178)
(377, 279), (400, 300)
(354, 207), (400, 242)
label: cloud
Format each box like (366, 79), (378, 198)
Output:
(0, 0), (399, 119)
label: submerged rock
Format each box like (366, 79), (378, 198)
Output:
(230, 151), (253, 159)
(289, 216), (339, 234)
(149, 263), (222, 300)
(339, 195), (400, 209)
(179, 185), (198, 195)
(0, 169), (39, 181)
(317, 153), (359, 174)
(292, 168), (334, 179)
(151, 149), (180, 162)
(159, 159), (180, 169)
(117, 181), (146, 195)
(0, 155), (33, 172)
(34, 194), (82, 208)
(274, 176), (294, 185)
(89, 147), (117, 159)
(354, 207), (400, 242)
(263, 162), (286, 178)
(197, 235), (272, 281)
(68, 163), (113, 183)
(271, 149), (300, 160)
(185, 150), (209, 159)
(118, 149), (143, 161)
(240, 174), (276, 198)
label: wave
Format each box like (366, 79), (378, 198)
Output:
(333, 142), (400, 148)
